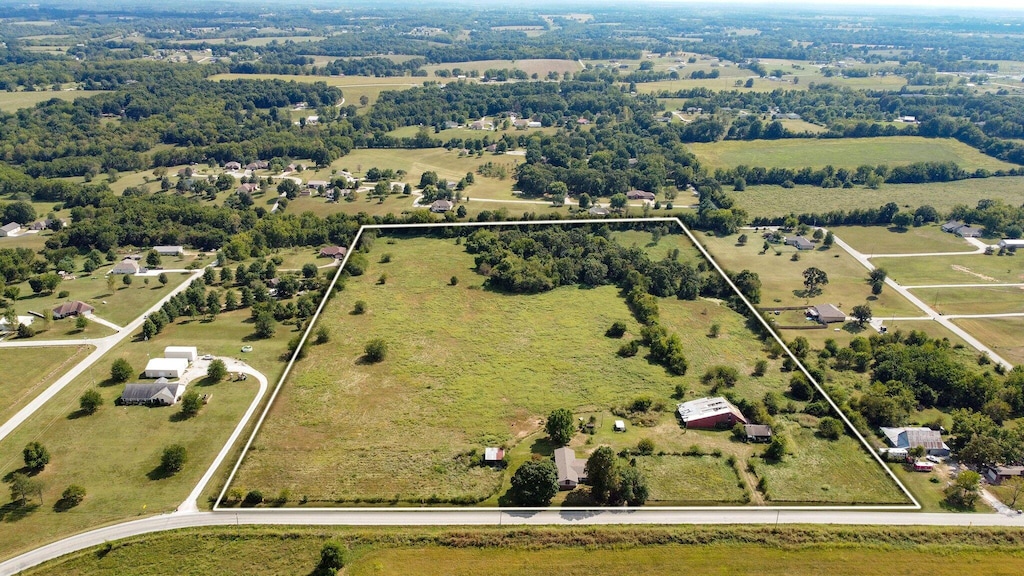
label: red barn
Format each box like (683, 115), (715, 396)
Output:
(677, 397), (748, 429)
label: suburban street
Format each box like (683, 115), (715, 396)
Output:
(0, 270), (203, 443)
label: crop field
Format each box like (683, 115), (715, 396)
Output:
(0, 90), (106, 112)
(873, 254), (1024, 285)
(832, 225), (976, 255)
(909, 286), (1024, 316)
(731, 177), (1024, 219)
(951, 317), (1024, 366)
(0, 346), (90, 425)
(230, 227), (900, 506)
(26, 525), (1024, 576)
(687, 137), (1016, 172)
(0, 308), (293, 561)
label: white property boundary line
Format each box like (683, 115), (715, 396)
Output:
(214, 217), (919, 512)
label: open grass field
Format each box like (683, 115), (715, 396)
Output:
(877, 320), (969, 348)
(231, 229), (899, 506)
(421, 59), (581, 77)
(909, 286), (1024, 316)
(732, 177), (1024, 219)
(0, 308), (293, 561)
(635, 455), (747, 503)
(687, 137), (1016, 172)
(951, 317), (1024, 366)
(10, 268), (193, 328)
(0, 345), (90, 425)
(873, 254), (1024, 286)
(0, 90), (106, 112)
(26, 525), (1024, 576)
(833, 225), (977, 255)
(209, 73), (443, 108)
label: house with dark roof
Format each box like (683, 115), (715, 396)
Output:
(808, 304), (846, 324)
(941, 220), (966, 233)
(119, 380), (186, 406)
(626, 190), (656, 201)
(554, 447), (588, 490)
(785, 236), (814, 250)
(744, 424), (773, 443)
(319, 246), (347, 259)
(985, 465), (1024, 485)
(880, 427), (950, 457)
(430, 199), (454, 213)
(236, 183), (259, 194)
(52, 301), (95, 319)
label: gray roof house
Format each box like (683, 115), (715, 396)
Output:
(808, 304), (846, 324)
(120, 379), (186, 406)
(111, 259), (143, 275)
(785, 236), (814, 250)
(744, 424), (773, 443)
(956, 226), (983, 238)
(986, 465), (1024, 485)
(941, 220), (966, 233)
(430, 199), (454, 213)
(880, 427), (950, 457)
(588, 205), (610, 216)
(554, 446), (588, 490)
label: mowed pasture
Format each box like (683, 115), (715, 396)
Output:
(26, 525), (1024, 576)
(0, 90), (106, 112)
(208, 73), (443, 109)
(732, 177), (1024, 219)
(952, 317), (1024, 366)
(231, 230), (900, 506)
(909, 286), (1024, 316)
(0, 345), (90, 425)
(687, 137), (1016, 172)
(873, 254), (1024, 285)
(832, 225), (977, 255)
(421, 59), (581, 77)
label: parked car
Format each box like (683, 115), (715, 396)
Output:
(202, 354), (213, 360)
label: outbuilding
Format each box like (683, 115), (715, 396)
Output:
(998, 239), (1024, 249)
(164, 346), (198, 363)
(677, 397), (747, 429)
(986, 465), (1024, 485)
(153, 245), (184, 256)
(880, 427), (950, 457)
(144, 357), (189, 379)
(0, 223), (21, 237)
(744, 424), (773, 443)
(484, 447), (505, 466)
(613, 420), (626, 432)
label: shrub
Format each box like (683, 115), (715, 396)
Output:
(161, 444), (187, 474)
(23, 441), (50, 470)
(752, 359), (768, 377)
(379, 253), (392, 263)
(631, 397), (653, 413)
(353, 300), (367, 314)
(617, 340), (640, 357)
(315, 325), (331, 344)
(450, 275), (459, 286)
(79, 389), (103, 414)
(788, 373), (814, 400)
(59, 484), (86, 509)
(364, 338), (388, 362)
(377, 273), (388, 285)
(57, 290), (69, 299)
(316, 542), (347, 574)
(605, 321), (627, 338)
(243, 490), (264, 506)
(818, 417), (843, 440)
(636, 438), (655, 455)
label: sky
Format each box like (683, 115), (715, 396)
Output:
(641, 0), (1024, 10)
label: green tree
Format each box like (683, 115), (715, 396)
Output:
(315, 542), (347, 575)
(636, 438), (655, 456)
(353, 301), (367, 314)
(75, 315), (89, 331)
(302, 263), (319, 279)
(509, 459), (559, 506)
(818, 417), (843, 440)
(364, 338), (388, 362)
(58, 484), (86, 509)
(802, 267), (829, 296)
(615, 465), (649, 506)
(788, 373), (814, 400)
(180, 390), (202, 418)
(23, 441), (50, 470)
(161, 444), (187, 474)
(254, 312), (276, 338)
(851, 304), (872, 325)
(315, 325), (331, 344)
(823, 231), (835, 247)
(585, 446), (619, 504)
(110, 358), (134, 383)
(610, 193), (628, 210)
(764, 434), (788, 461)
(122, 274), (133, 287)
(142, 318), (157, 340)
(945, 470), (981, 509)
(545, 408), (575, 446)
(206, 291), (222, 317)
(224, 290), (238, 310)
(158, 272), (168, 286)
(8, 473), (41, 507)
(79, 389), (103, 415)
(207, 359), (227, 382)
(146, 250), (162, 268)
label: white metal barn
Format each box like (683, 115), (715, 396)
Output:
(163, 346), (198, 363)
(144, 357), (189, 379)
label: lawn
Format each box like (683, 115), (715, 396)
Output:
(951, 317), (1024, 366)
(700, 233), (922, 318)
(209, 73), (442, 108)
(909, 286), (1024, 316)
(687, 137), (1015, 172)
(832, 225), (977, 255)
(230, 229), (898, 506)
(635, 455), (748, 503)
(0, 308), (293, 561)
(25, 525), (1024, 576)
(732, 177), (1024, 219)
(0, 90), (106, 112)
(0, 345), (90, 425)
(873, 253), (1024, 285)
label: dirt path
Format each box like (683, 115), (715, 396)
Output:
(738, 464), (765, 505)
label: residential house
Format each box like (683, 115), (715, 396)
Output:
(785, 236), (814, 250)
(143, 357), (189, 379)
(153, 245), (184, 256)
(879, 427), (950, 457)
(237, 183), (259, 194)
(744, 424), (773, 443)
(52, 301), (94, 319)
(588, 206), (610, 216)
(224, 161), (241, 170)
(319, 246), (348, 259)
(119, 380), (186, 406)
(0, 223), (21, 237)
(956, 226), (983, 238)
(111, 259), (143, 275)
(526, 121), (542, 128)
(483, 447), (505, 466)
(941, 220), (966, 233)
(985, 466), (1024, 485)
(164, 346), (198, 363)
(443, 121), (460, 129)
(898, 115), (918, 123)
(430, 199), (454, 213)
(677, 397), (748, 429)
(469, 120), (493, 130)
(576, 117), (590, 125)
(626, 190), (656, 201)
(807, 304), (846, 324)
(30, 219), (56, 231)
(307, 180), (329, 190)
(554, 446), (588, 490)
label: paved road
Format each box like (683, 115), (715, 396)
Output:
(2, 506), (1021, 575)
(0, 271), (202, 443)
(178, 360), (269, 513)
(830, 232), (1014, 370)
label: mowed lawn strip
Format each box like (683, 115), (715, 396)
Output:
(0, 309), (290, 561)
(832, 225), (977, 255)
(952, 317), (1024, 366)
(909, 286), (1024, 316)
(874, 254), (1024, 286)
(687, 136), (1016, 172)
(0, 345), (91, 424)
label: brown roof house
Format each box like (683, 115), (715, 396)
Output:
(319, 246), (347, 259)
(807, 304), (846, 324)
(430, 199), (454, 213)
(554, 446), (588, 490)
(52, 301), (94, 319)
(626, 190), (656, 201)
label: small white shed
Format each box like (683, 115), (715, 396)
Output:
(144, 357), (189, 379)
(164, 346), (198, 363)
(613, 420), (626, 432)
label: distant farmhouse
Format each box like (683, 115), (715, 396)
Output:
(677, 397), (747, 429)
(785, 236), (814, 250)
(319, 246), (348, 259)
(940, 220), (983, 238)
